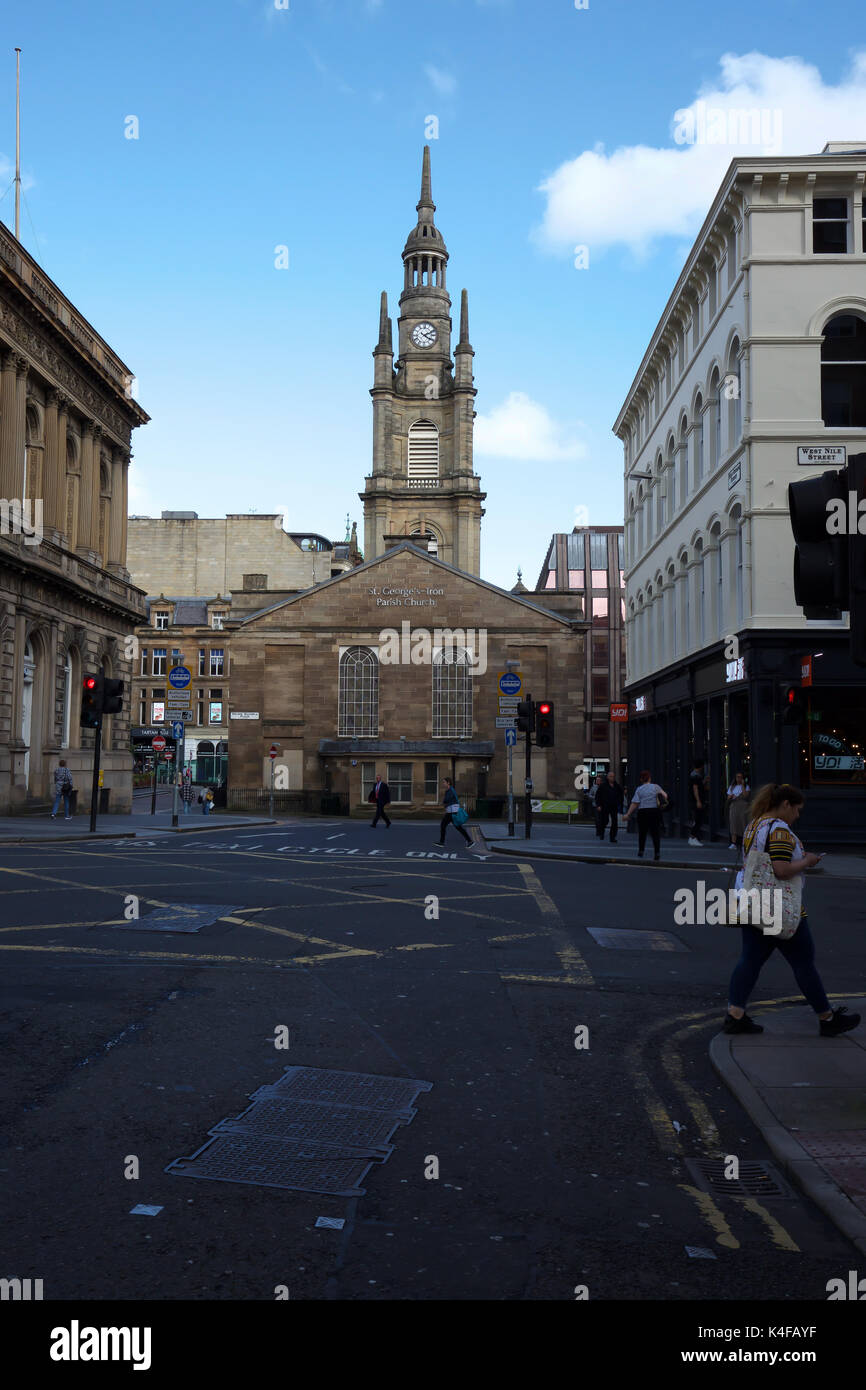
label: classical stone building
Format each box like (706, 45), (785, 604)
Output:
(226, 149), (585, 813)
(0, 219), (148, 814)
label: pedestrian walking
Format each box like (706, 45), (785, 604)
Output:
(625, 770), (670, 860)
(724, 783), (861, 1037)
(725, 771), (751, 852)
(596, 769), (624, 844)
(591, 772), (606, 839)
(368, 773), (391, 828)
(435, 777), (473, 847)
(50, 759), (74, 820)
(688, 759), (706, 846)
(180, 779), (195, 815)
(203, 786), (214, 815)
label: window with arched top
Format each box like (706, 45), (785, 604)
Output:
(731, 506), (745, 625)
(433, 647), (473, 738)
(407, 420), (439, 480)
(338, 647), (379, 737)
(728, 339), (743, 442)
(694, 394), (704, 484)
(710, 370), (722, 466)
(821, 314), (866, 427)
(696, 540), (706, 646)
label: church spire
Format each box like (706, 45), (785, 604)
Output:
(417, 144), (435, 214)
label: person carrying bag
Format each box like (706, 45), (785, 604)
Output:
(435, 777), (472, 847)
(723, 783), (861, 1038)
(51, 760), (74, 820)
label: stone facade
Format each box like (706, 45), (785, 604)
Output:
(0, 219), (148, 814)
(227, 543), (586, 812)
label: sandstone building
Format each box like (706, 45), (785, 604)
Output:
(0, 219), (148, 814)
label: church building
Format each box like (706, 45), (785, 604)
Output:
(226, 149), (586, 814)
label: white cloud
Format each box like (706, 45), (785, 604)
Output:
(425, 64), (457, 97)
(535, 51), (866, 257)
(475, 392), (586, 462)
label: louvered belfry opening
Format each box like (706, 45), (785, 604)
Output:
(407, 420), (440, 480)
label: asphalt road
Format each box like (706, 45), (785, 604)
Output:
(1, 817), (863, 1301)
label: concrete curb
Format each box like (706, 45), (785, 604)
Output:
(0, 831), (135, 844)
(166, 819), (277, 835)
(484, 838), (731, 872)
(709, 1032), (866, 1257)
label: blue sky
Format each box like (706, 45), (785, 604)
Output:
(3, 0), (866, 589)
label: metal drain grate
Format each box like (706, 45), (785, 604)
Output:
(685, 1157), (794, 1200)
(586, 927), (688, 952)
(212, 1097), (402, 1156)
(112, 904), (242, 933)
(166, 1133), (380, 1196)
(255, 1067), (433, 1117)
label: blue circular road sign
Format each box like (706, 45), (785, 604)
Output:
(499, 672), (521, 695)
(168, 665), (191, 689)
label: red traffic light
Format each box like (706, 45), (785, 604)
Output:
(85, 677), (96, 690)
(786, 687), (796, 704)
(537, 702), (551, 715)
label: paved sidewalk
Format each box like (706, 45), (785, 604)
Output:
(477, 820), (866, 880)
(0, 811), (277, 843)
(710, 998), (866, 1255)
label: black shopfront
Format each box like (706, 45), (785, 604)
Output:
(625, 632), (865, 846)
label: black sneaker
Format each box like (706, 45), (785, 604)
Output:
(820, 1007), (862, 1037)
(723, 1013), (764, 1035)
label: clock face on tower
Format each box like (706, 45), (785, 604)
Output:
(411, 322), (438, 349)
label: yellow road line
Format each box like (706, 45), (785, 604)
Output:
(678, 1184), (740, 1249)
(736, 1197), (800, 1252)
(514, 862), (594, 985)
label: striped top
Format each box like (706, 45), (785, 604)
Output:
(744, 815), (806, 917)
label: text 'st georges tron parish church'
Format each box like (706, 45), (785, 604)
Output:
(227, 148), (585, 811)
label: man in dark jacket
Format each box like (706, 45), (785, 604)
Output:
(596, 770), (624, 844)
(591, 773), (606, 838)
(369, 774), (391, 828)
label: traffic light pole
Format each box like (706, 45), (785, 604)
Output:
(507, 743), (514, 837)
(524, 690), (533, 840)
(171, 749), (179, 828)
(89, 720), (102, 834)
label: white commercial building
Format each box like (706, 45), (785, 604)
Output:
(613, 143), (866, 842)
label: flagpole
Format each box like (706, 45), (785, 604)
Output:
(14, 48), (21, 240)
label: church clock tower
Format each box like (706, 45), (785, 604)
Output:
(362, 146), (485, 573)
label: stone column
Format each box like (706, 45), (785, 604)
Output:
(120, 451), (129, 571)
(13, 356), (28, 499)
(0, 349), (18, 499)
(108, 446), (125, 571)
(89, 425), (104, 556)
(43, 389), (62, 535)
(56, 395), (70, 544)
(77, 423), (95, 555)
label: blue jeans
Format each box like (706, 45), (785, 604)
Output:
(52, 789), (71, 816)
(728, 918), (830, 1014)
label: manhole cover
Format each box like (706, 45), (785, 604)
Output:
(166, 1132), (379, 1196)
(586, 927), (688, 952)
(112, 904), (242, 933)
(213, 1097), (402, 1155)
(685, 1157), (794, 1200)
(255, 1067), (432, 1117)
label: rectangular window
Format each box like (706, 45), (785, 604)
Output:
(592, 596), (608, 627)
(592, 634), (609, 668)
(139, 699), (146, 725)
(361, 761), (377, 802)
(153, 609), (169, 630)
(140, 648), (149, 676)
(212, 613), (224, 630)
(424, 762), (439, 798)
(196, 693), (204, 726)
(198, 648), (206, 677)
(152, 648), (167, 676)
(617, 534), (624, 570)
(813, 196), (849, 254)
(591, 570), (608, 588)
(591, 675), (609, 706)
(545, 571), (557, 590)
(591, 721), (608, 742)
(589, 533), (608, 571)
(387, 763), (412, 803)
(151, 701), (165, 724)
(209, 689), (223, 701)
(210, 648), (225, 677)
(806, 690), (866, 785)
(209, 702), (223, 724)
(568, 570), (584, 589)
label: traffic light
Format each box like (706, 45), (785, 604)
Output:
(782, 685), (807, 726)
(516, 700), (535, 734)
(849, 453), (866, 666)
(788, 466), (848, 619)
(535, 700), (555, 747)
(80, 673), (103, 728)
(103, 678), (124, 715)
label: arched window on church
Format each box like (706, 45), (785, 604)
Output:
(433, 647), (473, 738)
(407, 420), (439, 481)
(338, 647), (379, 737)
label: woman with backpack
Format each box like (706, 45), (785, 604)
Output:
(435, 777), (473, 848)
(723, 783), (860, 1038)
